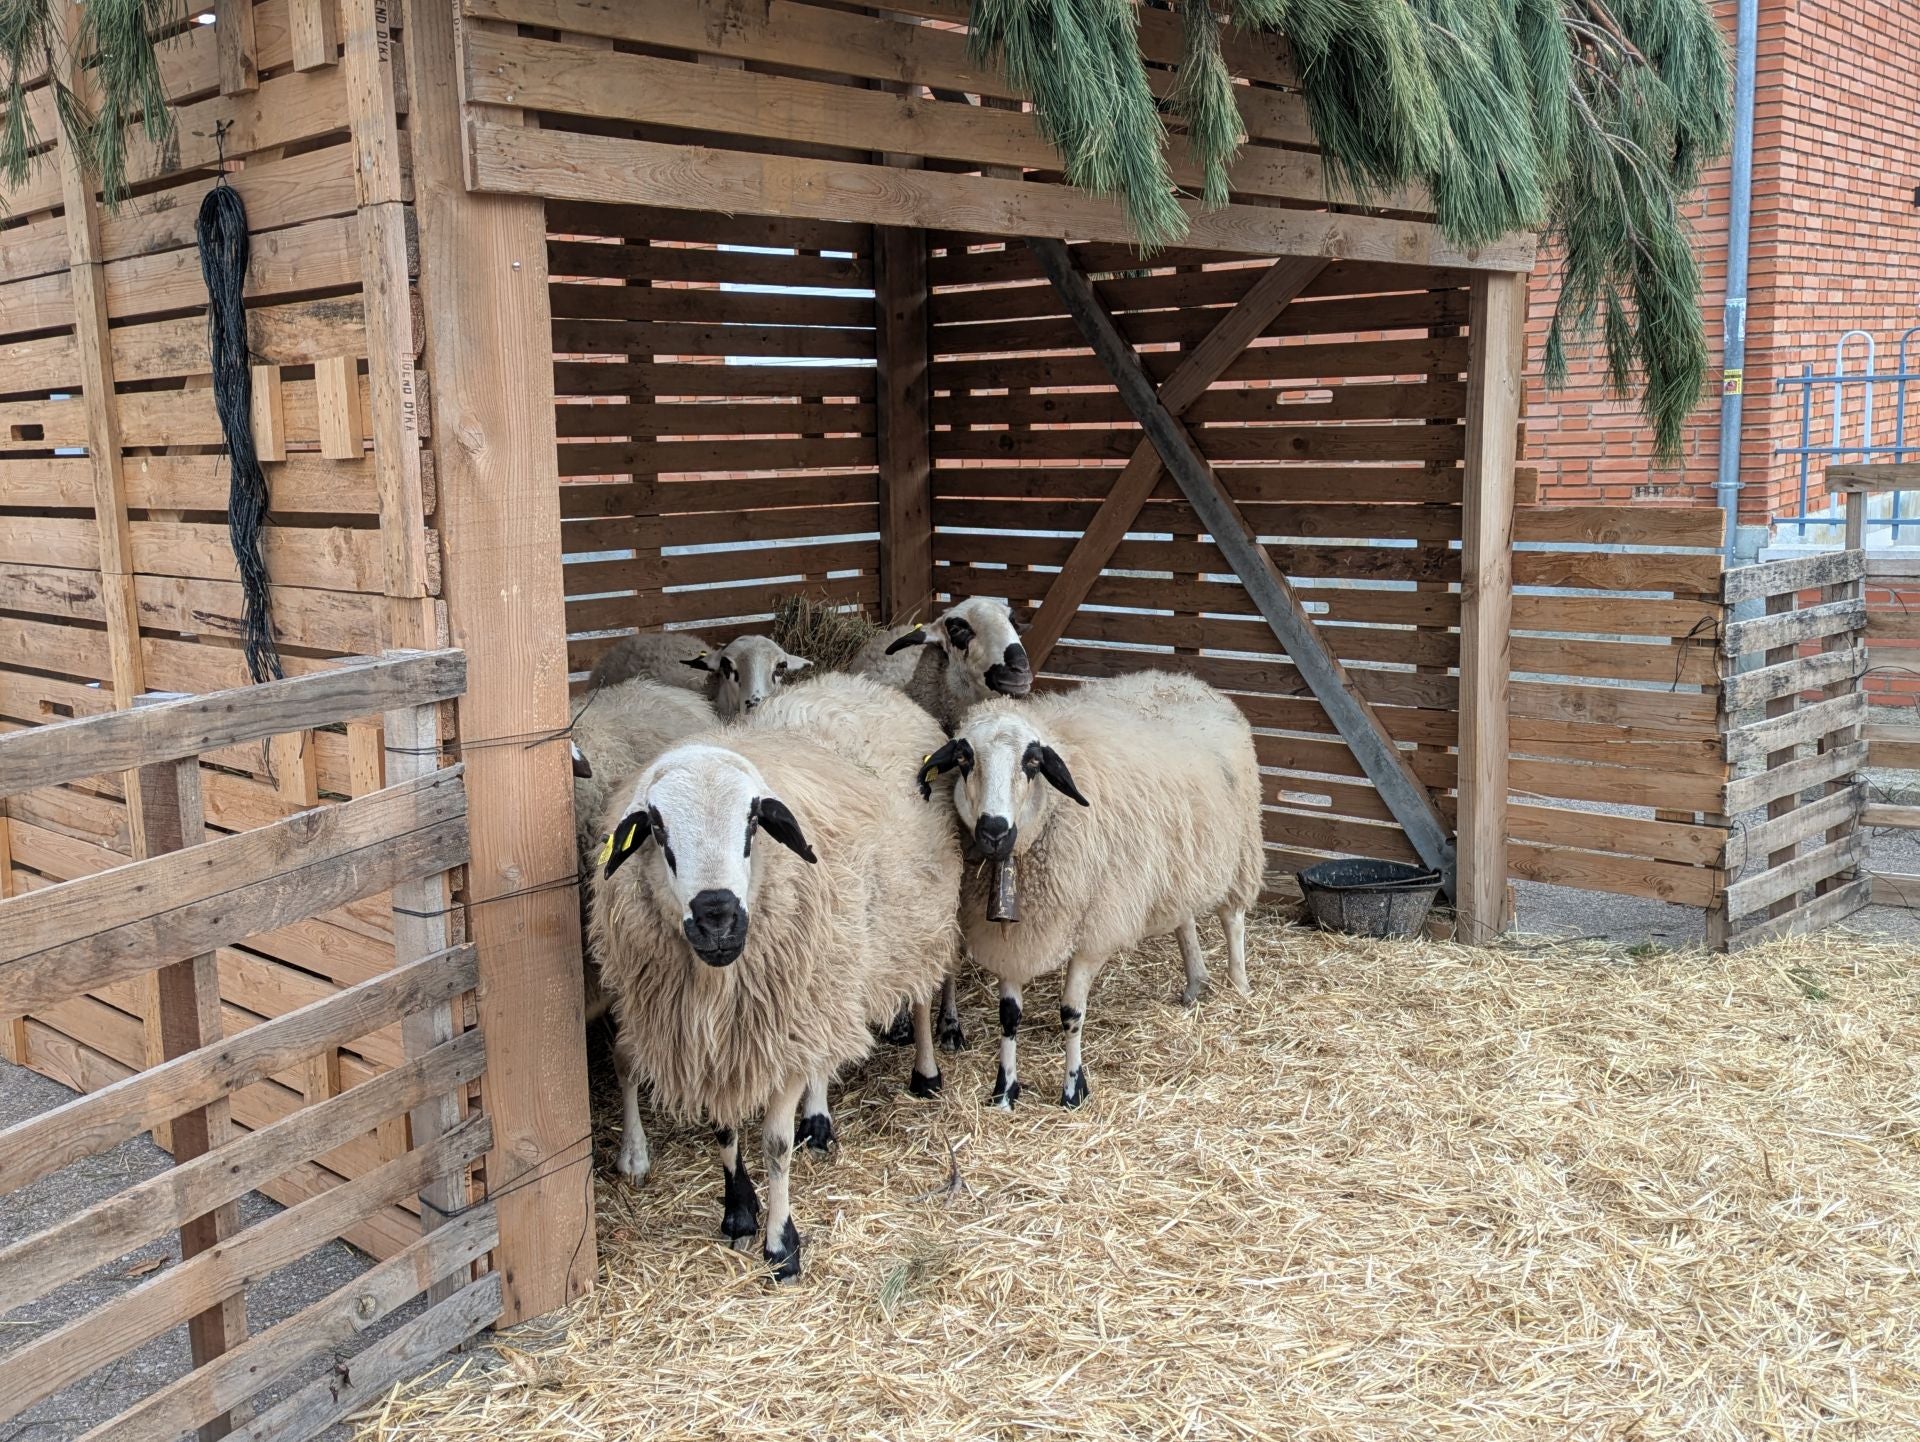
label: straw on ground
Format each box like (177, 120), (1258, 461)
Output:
(355, 912), (1920, 1440)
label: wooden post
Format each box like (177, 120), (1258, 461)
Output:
(874, 226), (933, 624)
(215, 0), (259, 95)
(1028, 238), (1457, 894)
(405, 0), (597, 1322)
(1455, 273), (1524, 944)
(0, 809), (23, 1065)
(133, 748), (248, 1441)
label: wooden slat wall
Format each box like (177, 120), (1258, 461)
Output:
(0, 0), (445, 1261)
(923, 239), (1728, 907)
(547, 203), (881, 678)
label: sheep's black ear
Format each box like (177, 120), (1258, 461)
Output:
(884, 625), (930, 656)
(680, 652), (714, 673)
(1032, 744), (1089, 807)
(601, 810), (653, 877)
(943, 616), (975, 651)
(570, 741), (593, 779)
(916, 737), (972, 800)
(754, 796), (817, 864)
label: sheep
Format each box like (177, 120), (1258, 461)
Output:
(682, 633), (813, 719)
(852, 596), (1033, 1047)
(587, 630), (715, 692)
(850, 596), (1032, 730)
(916, 669), (1264, 1110)
(589, 672), (961, 1279)
(568, 676), (719, 1181)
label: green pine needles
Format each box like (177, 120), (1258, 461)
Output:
(968, 0), (1731, 458)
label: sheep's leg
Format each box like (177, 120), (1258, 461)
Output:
(796, 1073), (834, 1152)
(1059, 956), (1098, 1108)
(936, 972), (968, 1052)
(1220, 906), (1250, 997)
(991, 978), (1023, 1109)
(882, 998), (915, 1047)
(614, 1051), (650, 1182)
(1177, 917), (1209, 1006)
(907, 996), (943, 1097)
(716, 1125), (758, 1251)
(760, 1072), (810, 1282)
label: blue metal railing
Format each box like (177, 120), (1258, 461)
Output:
(1775, 328), (1920, 545)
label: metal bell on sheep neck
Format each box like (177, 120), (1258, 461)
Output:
(986, 855), (1019, 924)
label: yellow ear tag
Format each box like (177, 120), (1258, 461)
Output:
(922, 752), (933, 767)
(597, 833), (615, 867)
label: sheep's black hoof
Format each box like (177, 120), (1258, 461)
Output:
(907, 1067), (943, 1099)
(990, 1065), (1021, 1109)
(1060, 1067), (1090, 1108)
(937, 1013), (969, 1052)
(721, 1168), (759, 1247)
(881, 1006), (915, 1047)
(795, 1112), (835, 1152)
(765, 1219), (802, 1283)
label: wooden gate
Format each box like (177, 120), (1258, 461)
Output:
(1717, 553), (1871, 946)
(0, 650), (497, 1440)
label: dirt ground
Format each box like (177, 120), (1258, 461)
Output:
(5, 831), (1916, 1440)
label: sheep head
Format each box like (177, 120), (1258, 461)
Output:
(603, 743), (816, 967)
(684, 635), (811, 718)
(918, 707), (1087, 863)
(884, 597), (1030, 709)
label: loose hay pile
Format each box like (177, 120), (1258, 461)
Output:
(768, 594), (887, 675)
(357, 914), (1920, 1440)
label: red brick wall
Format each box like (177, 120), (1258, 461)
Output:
(1526, 0), (1920, 522)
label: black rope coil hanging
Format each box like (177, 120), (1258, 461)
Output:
(196, 152), (283, 684)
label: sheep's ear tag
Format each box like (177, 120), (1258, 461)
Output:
(602, 812), (651, 878)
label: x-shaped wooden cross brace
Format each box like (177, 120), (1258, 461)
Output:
(1023, 239), (1457, 896)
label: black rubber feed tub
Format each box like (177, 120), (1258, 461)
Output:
(1296, 859), (1443, 939)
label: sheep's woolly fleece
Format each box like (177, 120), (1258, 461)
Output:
(354, 917), (1920, 1441)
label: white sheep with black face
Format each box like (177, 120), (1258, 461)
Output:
(917, 670), (1265, 1111)
(589, 673), (961, 1281)
(851, 596), (1032, 730)
(681, 634), (813, 719)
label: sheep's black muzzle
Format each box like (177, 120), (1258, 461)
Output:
(974, 814), (1016, 862)
(985, 642), (1032, 698)
(685, 889), (748, 967)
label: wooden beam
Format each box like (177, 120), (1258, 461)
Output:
(216, 0), (259, 94)
(289, 0), (339, 70)
(1455, 272), (1523, 943)
(1827, 462), (1920, 491)
(1023, 256), (1328, 669)
(407, 0), (598, 1325)
(1025, 238), (1456, 892)
(131, 752), (246, 1439)
(874, 226), (933, 622)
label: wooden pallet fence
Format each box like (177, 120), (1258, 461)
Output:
(1716, 550), (1871, 947)
(0, 650), (494, 1442)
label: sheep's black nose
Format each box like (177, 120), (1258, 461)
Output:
(743, 696), (760, 710)
(985, 642), (1033, 697)
(974, 815), (1015, 860)
(685, 889), (747, 965)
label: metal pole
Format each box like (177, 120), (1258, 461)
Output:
(1716, 0), (1760, 561)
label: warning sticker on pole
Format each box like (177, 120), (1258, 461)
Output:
(1722, 369), (1744, 396)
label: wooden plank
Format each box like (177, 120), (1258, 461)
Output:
(0, 650), (464, 796)
(78, 1203), (496, 1442)
(1455, 271), (1522, 943)
(315, 355), (366, 460)
(0, 768), (468, 1015)
(464, 123), (1535, 271)
(0, 1113), (492, 1427)
(0, 1031), (485, 1308)
(0, 945), (475, 1196)
(1720, 644), (1868, 711)
(1723, 833), (1868, 920)
(1728, 876), (1871, 947)
(874, 225), (932, 623)
(1723, 789), (1861, 872)
(1826, 462), (1920, 491)
(1722, 549), (1865, 604)
(411, 0), (598, 1325)
(1863, 802), (1920, 829)
(1723, 597), (1866, 657)
(224, 1272), (502, 1442)
(1508, 842), (1719, 907)
(218, 0), (260, 94)
(1025, 237), (1457, 890)
(1869, 873), (1920, 909)
(1023, 257), (1328, 669)
(1724, 692), (1869, 766)
(132, 751), (247, 1416)
(290, 0), (339, 70)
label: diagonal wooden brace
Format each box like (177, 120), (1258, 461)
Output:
(1027, 238), (1457, 896)
(1022, 255), (1330, 668)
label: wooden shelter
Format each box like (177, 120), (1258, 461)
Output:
(0, 2), (1746, 1429)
